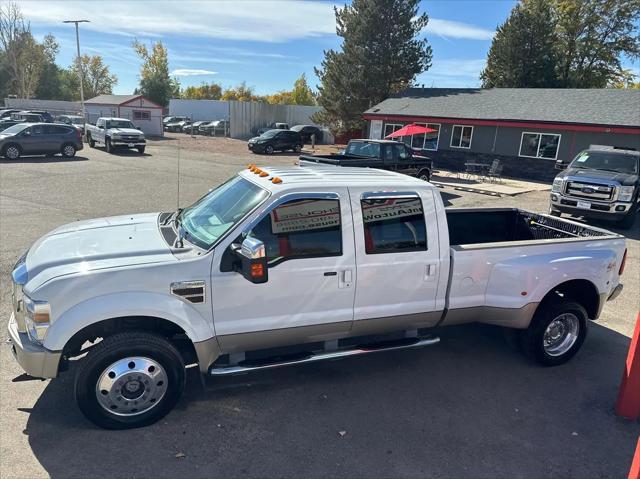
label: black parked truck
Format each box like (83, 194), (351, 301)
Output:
(550, 147), (640, 229)
(299, 139), (433, 182)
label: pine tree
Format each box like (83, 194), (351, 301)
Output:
(481, 0), (559, 88)
(314, 0), (432, 132)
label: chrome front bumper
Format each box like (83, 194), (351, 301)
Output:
(550, 193), (633, 216)
(8, 313), (61, 378)
(111, 140), (146, 147)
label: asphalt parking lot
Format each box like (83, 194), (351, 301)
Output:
(1, 134), (638, 478)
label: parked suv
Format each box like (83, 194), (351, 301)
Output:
(0, 123), (83, 159)
(56, 115), (86, 133)
(200, 119), (229, 136)
(256, 122), (289, 136)
(291, 124), (322, 144)
(248, 129), (303, 154)
(550, 147), (640, 229)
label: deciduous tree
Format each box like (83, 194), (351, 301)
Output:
(314, 0), (432, 132)
(181, 82), (222, 99)
(132, 39), (179, 106)
(70, 54), (117, 99)
(221, 82), (262, 101)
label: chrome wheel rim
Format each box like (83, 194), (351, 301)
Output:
(420, 174), (429, 181)
(6, 147), (19, 159)
(266, 146), (273, 154)
(96, 356), (168, 416)
(543, 313), (579, 356)
(63, 145), (75, 156)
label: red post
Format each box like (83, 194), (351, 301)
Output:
(616, 313), (640, 420)
(629, 437), (640, 479)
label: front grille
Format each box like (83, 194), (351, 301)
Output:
(565, 181), (615, 201)
(119, 135), (140, 142)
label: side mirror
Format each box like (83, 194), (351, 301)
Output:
(233, 237), (268, 284)
(555, 159), (568, 170)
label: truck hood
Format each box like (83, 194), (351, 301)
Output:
(24, 213), (174, 287)
(109, 127), (144, 135)
(557, 167), (638, 186)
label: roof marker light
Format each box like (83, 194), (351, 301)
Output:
(272, 177), (282, 184)
(259, 171), (268, 177)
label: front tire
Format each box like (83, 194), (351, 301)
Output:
(137, 146), (146, 154)
(417, 168), (431, 182)
(105, 138), (113, 154)
(520, 300), (587, 366)
(2, 144), (21, 160)
(264, 145), (274, 155)
(75, 332), (186, 429)
(618, 203), (637, 229)
(88, 134), (95, 148)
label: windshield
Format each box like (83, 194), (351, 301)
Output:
(1, 123), (28, 134)
(106, 120), (135, 129)
(260, 129), (280, 138)
(345, 141), (381, 157)
(290, 125), (304, 131)
(69, 117), (84, 125)
(181, 176), (269, 249)
(570, 151), (639, 174)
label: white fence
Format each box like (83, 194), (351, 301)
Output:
(168, 99), (229, 122)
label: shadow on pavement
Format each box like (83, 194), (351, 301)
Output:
(22, 323), (637, 479)
(0, 155), (89, 163)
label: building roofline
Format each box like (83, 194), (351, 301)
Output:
(362, 113), (640, 135)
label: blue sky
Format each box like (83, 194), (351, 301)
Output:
(18, 0), (635, 96)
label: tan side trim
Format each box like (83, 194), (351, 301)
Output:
(442, 303), (539, 329)
(218, 321), (352, 355)
(350, 311), (442, 336)
(193, 337), (222, 373)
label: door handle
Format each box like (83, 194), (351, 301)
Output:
(324, 271), (337, 276)
(339, 269), (352, 289)
(425, 264), (437, 281)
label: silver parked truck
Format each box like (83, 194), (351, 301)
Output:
(9, 164), (626, 429)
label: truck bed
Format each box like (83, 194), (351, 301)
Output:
(445, 208), (614, 246)
(299, 154), (384, 167)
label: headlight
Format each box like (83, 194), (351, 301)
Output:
(618, 186), (634, 202)
(552, 178), (564, 193)
(23, 295), (50, 344)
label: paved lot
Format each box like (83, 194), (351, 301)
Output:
(1, 134), (638, 479)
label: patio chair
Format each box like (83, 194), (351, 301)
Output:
(485, 159), (503, 183)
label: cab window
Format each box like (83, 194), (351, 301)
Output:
(248, 198), (342, 266)
(361, 197), (427, 254)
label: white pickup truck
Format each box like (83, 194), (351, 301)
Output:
(85, 117), (146, 154)
(9, 165), (627, 429)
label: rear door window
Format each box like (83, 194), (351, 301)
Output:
(360, 197), (427, 254)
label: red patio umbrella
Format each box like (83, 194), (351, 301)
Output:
(385, 123), (437, 138)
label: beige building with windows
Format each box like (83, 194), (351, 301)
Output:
(85, 94), (164, 137)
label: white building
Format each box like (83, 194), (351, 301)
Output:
(85, 94), (164, 137)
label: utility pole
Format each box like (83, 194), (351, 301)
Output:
(63, 20), (90, 122)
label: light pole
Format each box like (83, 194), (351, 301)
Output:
(63, 20), (89, 122)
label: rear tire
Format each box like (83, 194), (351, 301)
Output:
(618, 204), (637, 229)
(293, 144), (302, 153)
(2, 144), (21, 160)
(75, 332), (186, 430)
(61, 143), (76, 158)
(520, 300), (587, 366)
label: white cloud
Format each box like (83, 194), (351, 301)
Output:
(426, 19), (495, 40)
(16, 1), (337, 42)
(170, 69), (218, 76)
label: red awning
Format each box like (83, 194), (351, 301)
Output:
(385, 123), (437, 138)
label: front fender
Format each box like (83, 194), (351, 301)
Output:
(485, 248), (617, 309)
(43, 291), (215, 351)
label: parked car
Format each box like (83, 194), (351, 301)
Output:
(7, 164), (627, 428)
(11, 112), (46, 123)
(0, 122), (83, 159)
(291, 124), (322, 144)
(550, 147), (640, 229)
(164, 117), (189, 132)
(248, 129), (303, 154)
(0, 108), (20, 119)
(200, 119), (229, 136)
(256, 122), (289, 136)
(182, 121), (208, 134)
(85, 117), (146, 154)
(300, 139), (433, 181)
(56, 115), (86, 134)
(24, 110), (54, 122)
(0, 119), (21, 132)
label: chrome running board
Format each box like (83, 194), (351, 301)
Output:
(209, 336), (440, 376)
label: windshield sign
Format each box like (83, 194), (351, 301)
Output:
(181, 176), (269, 249)
(571, 151), (639, 175)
